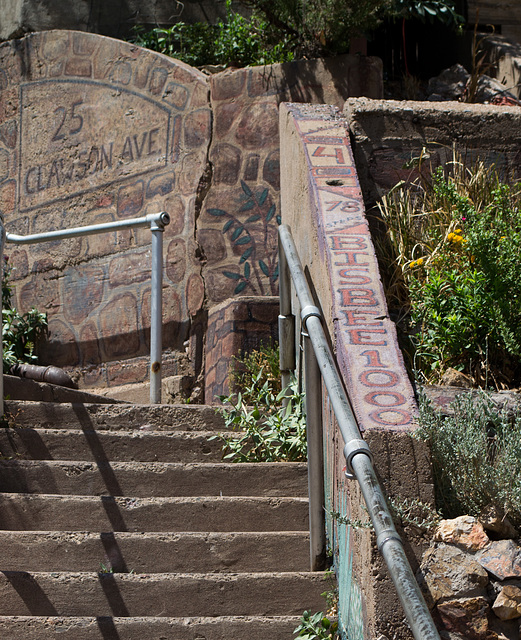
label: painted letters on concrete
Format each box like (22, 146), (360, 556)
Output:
(281, 103), (417, 432)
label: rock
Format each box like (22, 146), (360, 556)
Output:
(427, 63), (470, 101)
(492, 585), (521, 620)
(437, 596), (491, 639)
(434, 516), (490, 551)
(440, 367), (474, 388)
(418, 543), (489, 606)
(479, 505), (518, 540)
(473, 75), (521, 105)
(477, 540), (521, 581)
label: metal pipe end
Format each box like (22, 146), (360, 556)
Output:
(159, 212), (170, 227)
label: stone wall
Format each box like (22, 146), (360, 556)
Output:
(344, 97), (521, 210)
(1, 30), (382, 390)
(0, 30), (209, 388)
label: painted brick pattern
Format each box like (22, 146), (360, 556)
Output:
(204, 296), (278, 403)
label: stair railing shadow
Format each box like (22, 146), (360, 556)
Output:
(2, 571), (58, 615)
(96, 617), (122, 640)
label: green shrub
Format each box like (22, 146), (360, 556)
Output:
(378, 156), (521, 387)
(2, 262), (47, 373)
(415, 391), (521, 528)
(131, 0), (294, 68)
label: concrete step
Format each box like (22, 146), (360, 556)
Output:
(0, 428), (232, 462)
(0, 494), (309, 532)
(0, 460), (308, 497)
(0, 530), (310, 573)
(0, 615), (303, 639)
(0, 571), (325, 617)
(5, 401), (226, 432)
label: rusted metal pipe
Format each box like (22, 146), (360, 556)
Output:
(9, 363), (76, 388)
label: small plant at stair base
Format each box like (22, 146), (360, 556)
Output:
(215, 374), (307, 462)
(213, 345), (306, 462)
(294, 610), (338, 640)
(2, 261), (47, 374)
(99, 562), (114, 574)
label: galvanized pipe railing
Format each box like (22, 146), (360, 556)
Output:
(0, 211), (170, 412)
(278, 224), (440, 640)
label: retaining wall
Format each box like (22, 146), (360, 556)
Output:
(0, 29), (382, 389)
(279, 102), (434, 639)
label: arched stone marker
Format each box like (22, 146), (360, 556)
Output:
(0, 30), (210, 386)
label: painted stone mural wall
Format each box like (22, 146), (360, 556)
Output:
(0, 29), (382, 388)
(0, 30), (208, 387)
(200, 56), (383, 306)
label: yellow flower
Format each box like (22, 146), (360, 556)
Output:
(416, 257), (424, 266)
(454, 229), (463, 234)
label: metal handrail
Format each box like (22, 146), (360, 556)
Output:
(0, 211), (170, 411)
(278, 224), (440, 640)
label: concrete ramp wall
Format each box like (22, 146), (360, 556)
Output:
(279, 102), (433, 640)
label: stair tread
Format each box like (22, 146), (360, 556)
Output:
(0, 614), (304, 639)
(0, 571), (325, 617)
(0, 530), (310, 573)
(0, 401), (318, 630)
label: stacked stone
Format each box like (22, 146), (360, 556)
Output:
(418, 513), (521, 639)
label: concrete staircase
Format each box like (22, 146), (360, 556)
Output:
(0, 400), (324, 639)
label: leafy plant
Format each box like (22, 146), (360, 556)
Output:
(213, 345), (307, 462)
(215, 374), (307, 462)
(377, 153), (521, 388)
(415, 390), (521, 529)
(2, 260), (47, 373)
(230, 343), (281, 397)
(131, 0), (294, 68)
(294, 610), (338, 640)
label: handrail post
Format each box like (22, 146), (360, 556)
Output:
(278, 229), (295, 403)
(303, 328), (326, 571)
(149, 212), (169, 404)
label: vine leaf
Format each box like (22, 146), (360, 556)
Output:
(259, 260), (269, 276)
(245, 214), (261, 223)
(223, 219), (234, 233)
(240, 247), (253, 263)
(244, 262), (251, 279)
(266, 205), (276, 222)
(235, 236), (250, 245)
(231, 226), (244, 241)
(258, 188), (268, 205)
(276, 215), (282, 225)
(223, 271), (241, 280)
(208, 208), (227, 217)
(239, 200), (255, 212)
(241, 180), (253, 197)
(234, 280), (248, 294)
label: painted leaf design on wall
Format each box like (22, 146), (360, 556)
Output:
(209, 181), (279, 296)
